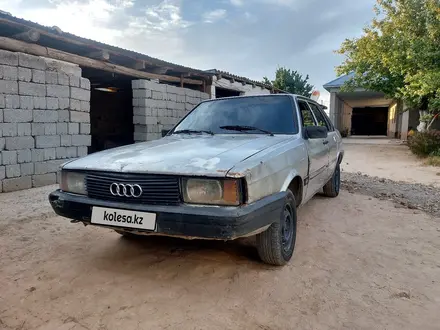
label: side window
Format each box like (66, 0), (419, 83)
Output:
(309, 103), (331, 130)
(298, 101), (316, 127)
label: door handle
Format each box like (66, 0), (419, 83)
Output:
(323, 140), (329, 145)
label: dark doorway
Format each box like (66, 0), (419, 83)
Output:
(81, 68), (134, 154)
(351, 107), (388, 136)
(215, 87), (241, 98)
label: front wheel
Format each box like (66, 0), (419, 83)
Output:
(256, 190), (297, 266)
(323, 163), (340, 197)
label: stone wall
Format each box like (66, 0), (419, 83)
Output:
(0, 50), (91, 192)
(132, 80), (210, 142)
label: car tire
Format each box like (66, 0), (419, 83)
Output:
(256, 190), (297, 266)
(323, 163), (340, 198)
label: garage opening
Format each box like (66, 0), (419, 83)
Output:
(351, 107), (388, 136)
(215, 87), (241, 98)
(82, 68), (134, 154)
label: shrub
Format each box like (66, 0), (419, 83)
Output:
(407, 130), (440, 156)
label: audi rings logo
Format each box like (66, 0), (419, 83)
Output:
(109, 183), (143, 198)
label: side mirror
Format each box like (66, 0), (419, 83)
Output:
(305, 126), (328, 139)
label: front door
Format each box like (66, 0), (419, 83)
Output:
(297, 100), (329, 200)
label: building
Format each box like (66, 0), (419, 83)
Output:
(324, 73), (421, 139)
(0, 12), (284, 192)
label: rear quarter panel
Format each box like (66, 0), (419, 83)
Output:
(226, 136), (308, 203)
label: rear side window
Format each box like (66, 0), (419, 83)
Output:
(309, 103), (330, 130)
(298, 101), (316, 127)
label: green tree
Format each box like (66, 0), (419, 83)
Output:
(263, 67), (314, 97)
(336, 0), (440, 130)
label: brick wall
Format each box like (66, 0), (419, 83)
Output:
(132, 80), (209, 142)
(0, 50), (91, 192)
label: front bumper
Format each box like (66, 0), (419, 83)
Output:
(48, 190), (286, 240)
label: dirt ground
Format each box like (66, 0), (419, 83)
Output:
(1, 140), (440, 330)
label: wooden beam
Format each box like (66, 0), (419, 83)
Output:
(0, 36), (204, 85)
(87, 50), (110, 61)
(151, 67), (170, 74)
(180, 74), (184, 88)
(133, 60), (146, 70)
(12, 29), (40, 43)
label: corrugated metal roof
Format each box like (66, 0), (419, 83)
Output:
(323, 72), (355, 90)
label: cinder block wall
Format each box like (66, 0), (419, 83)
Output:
(0, 50), (91, 193)
(132, 80), (209, 142)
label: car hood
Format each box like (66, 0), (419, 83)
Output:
(63, 135), (292, 177)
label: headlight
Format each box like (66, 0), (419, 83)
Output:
(60, 171), (86, 195)
(182, 178), (241, 206)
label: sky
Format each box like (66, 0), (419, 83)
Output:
(0, 0), (377, 102)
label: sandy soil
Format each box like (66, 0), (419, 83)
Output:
(342, 138), (440, 187)
(1, 141), (440, 330)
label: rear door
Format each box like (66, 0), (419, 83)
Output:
(309, 103), (338, 178)
(297, 100), (329, 198)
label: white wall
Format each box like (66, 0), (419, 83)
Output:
(211, 76), (270, 98)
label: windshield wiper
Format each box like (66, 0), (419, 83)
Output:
(173, 129), (214, 136)
(220, 125), (274, 136)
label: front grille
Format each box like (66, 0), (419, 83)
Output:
(85, 172), (181, 205)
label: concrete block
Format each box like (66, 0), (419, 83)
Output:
(0, 123), (17, 136)
(152, 91), (164, 100)
(132, 80), (157, 90)
(135, 98), (152, 107)
(166, 85), (178, 94)
(151, 83), (166, 93)
(17, 123), (31, 136)
(80, 77), (90, 90)
(167, 101), (177, 109)
(44, 123), (57, 135)
(0, 95), (4, 109)
(34, 159), (65, 175)
(57, 123), (68, 135)
(33, 110), (58, 123)
(33, 97), (46, 109)
(45, 58), (81, 77)
(71, 134), (91, 146)
(17, 149), (32, 163)
(150, 99), (167, 108)
(134, 125), (147, 133)
(5, 136), (34, 150)
(66, 147), (77, 158)
(133, 89), (152, 98)
(47, 85), (70, 98)
(2, 150), (17, 165)
(5, 95), (19, 109)
(56, 147), (67, 159)
(4, 110), (32, 123)
(20, 96), (34, 110)
(19, 53), (46, 70)
(70, 111), (89, 123)
(0, 65), (18, 80)
(70, 87), (90, 101)
(80, 123), (91, 135)
(19, 82), (45, 96)
(0, 137), (4, 150)
(18, 67), (32, 82)
(176, 94), (185, 103)
(70, 99), (81, 111)
(80, 101), (90, 112)
(77, 146), (88, 157)
(42, 99), (59, 115)
(31, 148), (56, 162)
(58, 110), (69, 122)
(46, 71), (58, 84)
(167, 93), (177, 102)
(6, 164), (20, 178)
(59, 98), (70, 110)
(69, 75), (80, 87)
(21, 163), (34, 176)
(0, 81), (18, 94)
(35, 135), (60, 148)
(61, 135), (72, 146)
(134, 132), (146, 141)
(32, 69), (46, 83)
(0, 165), (4, 180)
(33, 173), (57, 187)
(31, 123), (45, 136)
(68, 123), (79, 134)
(2, 176), (32, 192)
(58, 73), (69, 85)
(0, 50), (19, 66)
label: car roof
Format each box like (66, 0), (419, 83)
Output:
(207, 93), (320, 105)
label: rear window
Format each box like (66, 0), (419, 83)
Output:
(172, 95), (298, 135)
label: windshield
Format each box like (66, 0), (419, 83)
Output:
(171, 95), (298, 135)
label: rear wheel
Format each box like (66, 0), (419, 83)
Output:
(256, 190), (297, 266)
(323, 163), (340, 197)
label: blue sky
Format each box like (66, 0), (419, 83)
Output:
(0, 0), (376, 101)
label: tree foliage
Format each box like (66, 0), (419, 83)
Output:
(263, 67), (314, 97)
(336, 0), (440, 127)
